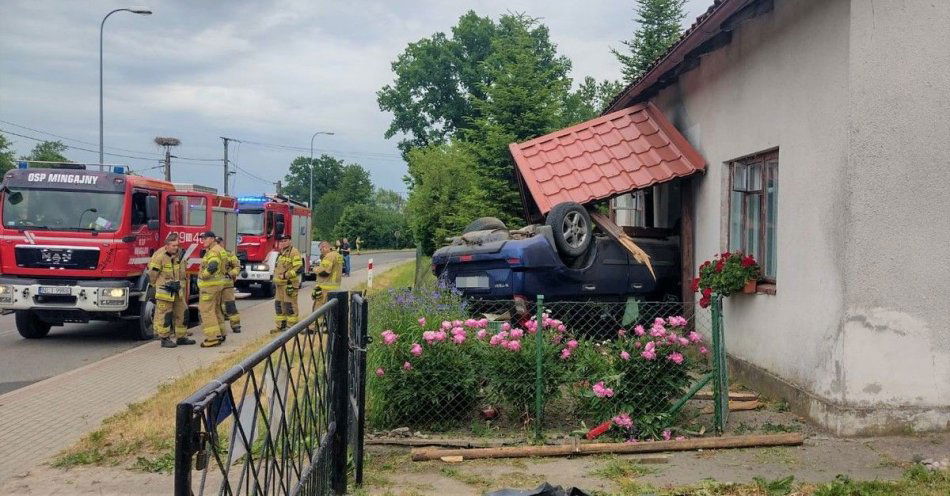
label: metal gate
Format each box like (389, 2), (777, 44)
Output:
(173, 291), (368, 495)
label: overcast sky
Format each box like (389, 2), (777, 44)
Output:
(0, 0), (709, 198)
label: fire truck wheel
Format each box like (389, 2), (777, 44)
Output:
(128, 299), (156, 340)
(15, 311), (51, 339)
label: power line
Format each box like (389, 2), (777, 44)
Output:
(0, 121), (222, 163)
(0, 128), (221, 165)
(237, 138), (405, 162)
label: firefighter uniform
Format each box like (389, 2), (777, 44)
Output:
(216, 238), (242, 334)
(147, 238), (188, 345)
(271, 237), (303, 334)
(312, 248), (343, 311)
(197, 232), (229, 347)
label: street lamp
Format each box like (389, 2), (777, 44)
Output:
(100, 7), (152, 163)
(309, 131), (335, 208)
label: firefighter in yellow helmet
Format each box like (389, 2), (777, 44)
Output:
(271, 234), (303, 334)
(147, 232), (195, 348)
(312, 240), (343, 311)
(197, 231), (228, 347)
(215, 236), (242, 334)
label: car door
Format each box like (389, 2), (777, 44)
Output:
(128, 189), (161, 270)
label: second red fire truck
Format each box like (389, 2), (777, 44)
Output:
(234, 194), (312, 296)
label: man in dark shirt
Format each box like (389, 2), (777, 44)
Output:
(340, 237), (351, 276)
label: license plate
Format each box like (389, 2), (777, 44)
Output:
(38, 286), (71, 295)
(455, 275), (489, 289)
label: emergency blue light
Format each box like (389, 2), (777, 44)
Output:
(112, 166), (127, 174)
(17, 161), (28, 169)
(237, 195), (269, 204)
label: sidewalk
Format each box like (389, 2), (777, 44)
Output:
(0, 260), (406, 485)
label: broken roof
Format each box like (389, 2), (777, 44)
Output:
(509, 102), (706, 215)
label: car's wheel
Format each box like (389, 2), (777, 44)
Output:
(546, 202), (592, 258)
(15, 311), (51, 339)
(463, 217), (507, 234)
(128, 298), (156, 340)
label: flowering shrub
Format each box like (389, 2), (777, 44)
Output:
(482, 314), (573, 419)
(572, 316), (707, 439)
(367, 286), (481, 429)
(693, 251), (760, 307)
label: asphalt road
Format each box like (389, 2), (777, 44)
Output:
(0, 250), (414, 395)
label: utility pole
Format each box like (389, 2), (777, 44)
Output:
(221, 137), (238, 196)
(274, 180), (282, 195)
(154, 137), (180, 181)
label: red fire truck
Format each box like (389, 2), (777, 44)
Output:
(0, 162), (237, 339)
(234, 194), (312, 296)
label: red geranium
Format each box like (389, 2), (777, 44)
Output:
(715, 259), (725, 272)
(741, 255), (757, 268)
(694, 251), (761, 302)
(690, 277), (700, 292)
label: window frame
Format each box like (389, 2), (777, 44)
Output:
(166, 194), (208, 227)
(727, 149), (778, 284)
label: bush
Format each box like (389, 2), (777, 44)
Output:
(693, 251), (761, 307)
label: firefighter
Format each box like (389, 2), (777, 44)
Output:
(271, 234), (303, 334)
(147, 233), (195, 348)
(197, 231), (228, 347)
(216, 236), (242, 334)
(312, 240), (343, 311)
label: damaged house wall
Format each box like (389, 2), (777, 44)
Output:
(647, 0), (949, 435)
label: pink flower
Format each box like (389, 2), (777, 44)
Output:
(634, 341), (642, 349)
(381, 330), (398, 345)
(453, 333), (466, 344)
(418, 317), (426, 327)
(551, 334), (563, 344)
(650, 323), (667, 337)
(434, 330), (447, 342)
(678, 337), (690, 346)
(510, 328), (524, 339)
(403, 361), (412, 371)
(667, 316), (688, 327)
(667, 352), (684, 365)
(688, 331), (703, 343)
(452, 320), (462, 327)
(699, 346), (709, 355)
(501, 322), (512, 332)
(634, 325), (646, 336)
(641, 342), (657, 360)
(662, 430), (672, 441)
(560, 348), (572, 360)
(506, 340), (522, 351)
(375, 368), (385, 377)
(620, 351), (631, 361)
(617, 328), (626, 337)
(423, 331), (436, 344)
(612, 413), (634, 429)
(476, 329), (488, 340)
(464, 319), (477, 328)
(557, 324), (566, 333)
(645, 341), (656, 352)
(567, 339), (579, 350)
(441, 321), (452, 330)
(654, 317), (666, 327)
(675, 436), (686, 441)
(489, 334), (502, 346)
(592, 381), (614, 398)
(410, 343), (423, 357)
(477, 318), (489, 328)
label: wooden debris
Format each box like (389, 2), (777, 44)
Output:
(411, 433), (804, 461)
(694, 391), (759, 401)
(702, 400), (761, 414)
(367, 437), (519, 449)
(440, 455), (464, 463)
(590, 212), (656, 279)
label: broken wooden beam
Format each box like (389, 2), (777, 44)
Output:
(410, 432), (804, 461)
(590, 212), (656, 279)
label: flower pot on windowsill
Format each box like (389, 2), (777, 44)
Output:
(742, 279), (757, 294)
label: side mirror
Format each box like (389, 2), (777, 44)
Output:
(146, 196), (159, 221)
(147, 219), (160, 230)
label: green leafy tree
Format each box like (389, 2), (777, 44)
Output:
(313, 190), (346, 241)
(406, 143), (492, 254)
(0, 134), (16, 174)
(333, 203), (409, 249)
(561, 77), (627, 125)
(464, 14), (573, 224)
(22, 140), (70, 163)
(337, 164), (374, 204)
(373, 188), (406, 212)
(281, 154), (344, 207)
(612, 0), (687, 82)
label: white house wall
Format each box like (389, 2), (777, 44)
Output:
(649, 0), (948, 434)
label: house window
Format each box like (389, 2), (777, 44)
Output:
(728, 150), (778, 281)
(612, 190), (647, 227)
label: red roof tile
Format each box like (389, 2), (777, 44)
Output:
(509, 102), (706, 214)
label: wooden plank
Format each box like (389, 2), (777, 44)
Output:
(367, 437), (519, 448)
(680, 178), (695, 305)
(693, 391), (759, 401)
(590, 212), (656, 279)
(411, 433), (804, 461)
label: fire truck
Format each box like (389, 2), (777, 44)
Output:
(0, 162), (237, 339)
(234, 194), (312, 297)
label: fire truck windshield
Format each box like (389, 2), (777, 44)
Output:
(237, 210), (264, 235)
(2, 188), (124, 232)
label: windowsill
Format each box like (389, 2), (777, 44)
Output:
(756, 282), (776, 295)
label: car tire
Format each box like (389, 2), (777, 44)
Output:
(15, 311), (51, 339)
(546, 202), (592, 259)
(463, 217), (507, 234)
(128, 298), (156, 340)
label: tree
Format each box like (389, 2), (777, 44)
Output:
(612, 0), (687, 82)
(281, 154), (344, 207)
(561, 77), (626, 125)
(373, 188), (406, 212)
(463, 14), (573, 225)
(22, 140), (70, 163)
(337, 164), (373, 204)
(0, 134), (16, 174)
(406, 143), (492, 254)
(333, 203), (409, 249)
(312, 190), (346, 241)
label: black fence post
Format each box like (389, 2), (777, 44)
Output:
(354, 295), (369, 485)
(173, 402), (194, 496)
(329, 291), (350, 494)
